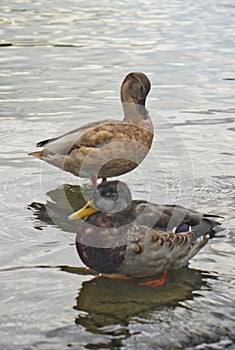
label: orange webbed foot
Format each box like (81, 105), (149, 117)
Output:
(139, 270), (167, 287)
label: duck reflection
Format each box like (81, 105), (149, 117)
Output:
(28, 183), (91, 232)
(69, 267), (208, 337)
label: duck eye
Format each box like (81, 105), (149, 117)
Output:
(103, 191), (119, 201)
(131, 95), (139, 101)
(103, 191), (111, 198)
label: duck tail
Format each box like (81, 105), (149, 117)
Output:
(36, 137), (57, 147)
(28, 150), (44, 159)
(210, 224), (228, 238)
(202, 216), (228, 239)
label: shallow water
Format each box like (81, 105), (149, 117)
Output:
(0, 0), (235, 349)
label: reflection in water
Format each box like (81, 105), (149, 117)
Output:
(68, 267), (209, 345)
(29, 183), (91, 232)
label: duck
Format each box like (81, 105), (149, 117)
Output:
(68, 180), (223, 287)
(29, 73), (153, 186)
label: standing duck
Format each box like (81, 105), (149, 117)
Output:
(29, 73), (153, 186)
(69, 180), (223, 286)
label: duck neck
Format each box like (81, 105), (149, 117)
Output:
(107, 204), (136, 226)
(122, 102), (152, 131)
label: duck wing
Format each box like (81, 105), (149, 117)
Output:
(31, 119), (153, 156)
(36, 119), (114, 148)
(29, 119), (153, 178)
(133, 201), (222, 238)
(119, 226), (208, 277)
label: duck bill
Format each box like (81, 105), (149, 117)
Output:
(68, 200), (98, 220)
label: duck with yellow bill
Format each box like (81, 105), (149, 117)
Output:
(69, 180), (224, 287)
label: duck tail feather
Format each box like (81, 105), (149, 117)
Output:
(36, 137), (57, 147)
(203, 213), (225, 219)
(28, 150), (44, 158)
(210, 225), (229, 238)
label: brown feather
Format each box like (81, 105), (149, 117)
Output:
(29, 73), (153, 180)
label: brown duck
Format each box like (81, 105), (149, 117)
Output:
(69, 180), (224, 287)
(29, 73), (153, 186)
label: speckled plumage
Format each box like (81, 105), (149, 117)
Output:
(29, 73), (153, 180)
(71, 181), (223, 278)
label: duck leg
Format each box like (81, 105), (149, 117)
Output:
(91, 176), (107, 187)
(139, 270), (167, 287)
(91, 175), (97, 187)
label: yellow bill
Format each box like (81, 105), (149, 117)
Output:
(68, 200), (98, 220)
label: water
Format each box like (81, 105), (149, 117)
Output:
(0, 0), (234, 349)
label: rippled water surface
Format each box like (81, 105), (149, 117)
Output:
(0, 0), (235, 349)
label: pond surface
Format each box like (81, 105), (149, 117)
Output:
(0, 0), (234, 349)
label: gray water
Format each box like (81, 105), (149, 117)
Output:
(0, 0), (235, 349)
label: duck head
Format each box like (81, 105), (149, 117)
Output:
(68, 181), (133, 220)
(121, 72), (151, 121)
(121, 72), (151, 105)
